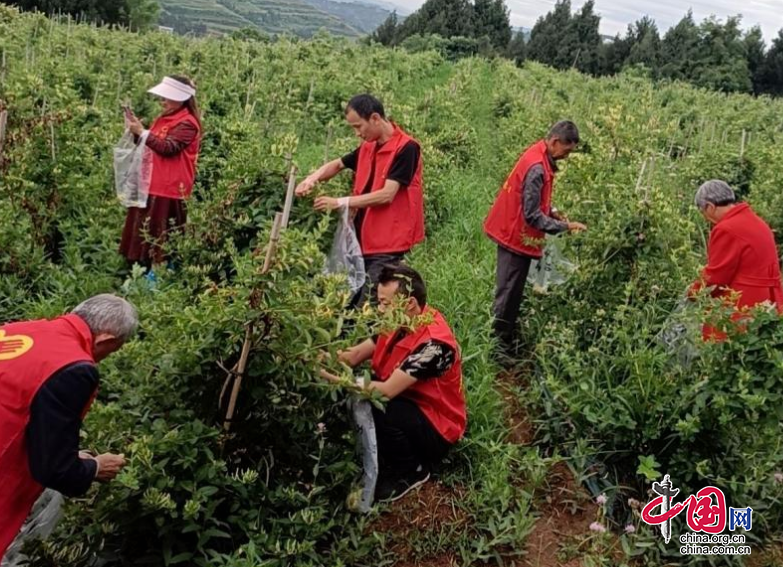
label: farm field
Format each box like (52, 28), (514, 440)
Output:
(1, 5), (783, 566)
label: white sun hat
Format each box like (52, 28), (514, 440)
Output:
(147, 76), (196, 102)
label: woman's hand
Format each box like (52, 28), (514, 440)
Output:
(127, 114), (144, 136)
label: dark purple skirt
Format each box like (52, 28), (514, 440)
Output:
(119, 195), (186, 264)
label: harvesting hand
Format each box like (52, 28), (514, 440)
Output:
(126, 115), (144, 136)
(567, 221), (587, 233)
(94, 453), (127, 482)
(314, 196), (340, 211)
(295, 176), (319, 197)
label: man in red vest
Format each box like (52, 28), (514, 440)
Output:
(320, 264), (466, 502)
(0, 295), (137, 559)
(484, 121), (587, 362)
(689, 180), (783, 340)
(296, 93), (424, 306)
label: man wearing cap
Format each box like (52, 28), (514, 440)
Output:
(690, 180), (783, 340)
(295, 93), (424, 306)
(120, 75), (202, 268)
(484, 121), (587, 363)
(1, 295), (137, 559)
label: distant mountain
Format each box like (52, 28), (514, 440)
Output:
(158, 0), (393, 37)
(300, 0), (391, 34)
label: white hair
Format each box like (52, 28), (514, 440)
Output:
(72, 294), (138, 343)
(694, 180), (736, 210)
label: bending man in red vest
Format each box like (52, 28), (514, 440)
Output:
(296, 94), (424, 306)
(689, 180), (783, 340)
(0, 294), (137, 558)
(320, 264), (466, 502)
(484, 121), (587, 362)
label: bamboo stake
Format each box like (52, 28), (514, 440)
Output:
(0, 110), (8, 163)
(740, 129), (747, 159)
(263, 212), (284, 273)
(222, 326), (253, 432)
(634, 159), (648, 194)
(222, 212), (284, 433)
(281, 165), (297, 229)
(49, 122), (56, 161)
(324, 124), (332, 163)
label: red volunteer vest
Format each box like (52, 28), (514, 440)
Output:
(0, 315), (96, 557)
(371, 308), (466, 443)
(484, 140), (555, 258)
(148, 107), (201, 200)
(691, 203), (783, 341)
(352, 125), (425, 255)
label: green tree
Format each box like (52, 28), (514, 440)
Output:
(626, 16), (661, 74)
(659, 11), (701, 81)
(567, 0), (601, 74)
(693, 16), (752, 93)
(744, 26), (766, 94)
(371, 10), (398, 45)
(526, 0), (572, 69)
(473, 0), (511, 50)
(126, 0), (159, 31)
(505, 29), (526, 66)
(396, 0), (475, 40)
(757, 30), (783, 96)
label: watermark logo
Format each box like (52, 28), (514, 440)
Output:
(641, 475), (752, 556)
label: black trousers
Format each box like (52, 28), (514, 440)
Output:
(350, 252), (406, 308)
(372, 397), (452, 478)
(492, 245), (533, 353)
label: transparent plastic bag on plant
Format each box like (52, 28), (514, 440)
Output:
(113, 130), (152, 208)
(1, 489), (64, 567)
(656, 297), (701, 368)
(347, 396), (378, 513)
(324, 206), (366, 294)
(528, 235), (577, 293)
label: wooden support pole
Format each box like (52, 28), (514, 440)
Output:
(281, 168), (297, 229)
(740, 129), (747, 159)
(222, 326), (253, 432)
(221, 212), (284, 433)
(0, 110), (8, 162)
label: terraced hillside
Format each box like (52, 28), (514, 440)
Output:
(158, 0), (390, 37)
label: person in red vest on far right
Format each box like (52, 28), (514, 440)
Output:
(295, 93), (424, 307)
(484, 121), (587, 363)
(689, 180), (783, 341)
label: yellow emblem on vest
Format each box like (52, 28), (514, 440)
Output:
(0, 330), (34, 361)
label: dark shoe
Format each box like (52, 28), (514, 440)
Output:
(374, 466), (431, 503)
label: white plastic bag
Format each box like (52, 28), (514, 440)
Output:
(1, 489), (64, 567)
(346, 396), (378, 513)
(113, 130), (152, 208)
(656, 297), (701, 368)
(528, 236), (577, 292)
(323, 206), (366, 294)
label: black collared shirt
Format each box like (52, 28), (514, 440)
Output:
(26, 362), (98, 497)
(521, 151), (568, 234)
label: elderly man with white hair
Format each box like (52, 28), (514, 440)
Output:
(0, 294), (138, 558)
(690, 180), (783, 340)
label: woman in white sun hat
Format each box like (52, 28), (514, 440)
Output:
(119, 75), (202, 268)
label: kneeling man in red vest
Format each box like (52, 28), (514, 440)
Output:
(296, 94), (425, 307)
(689, 180), (783, 340)
(320, 264), (466, 502)
(484, 121), (587, 361)
(0, 294), (137, 558)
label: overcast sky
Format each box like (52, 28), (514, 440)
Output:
(388, 0), (783, 42)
